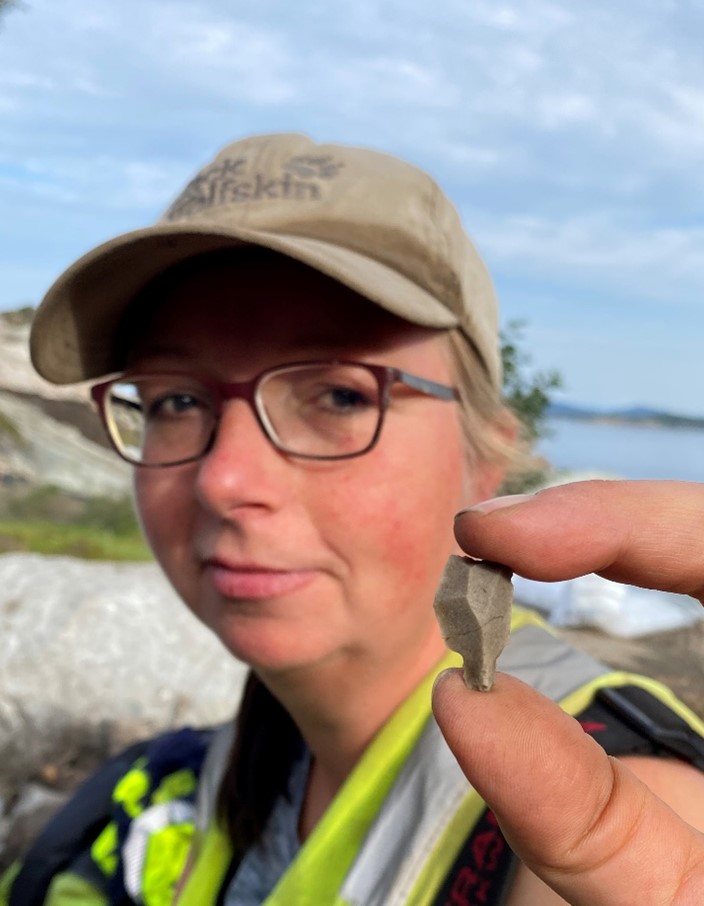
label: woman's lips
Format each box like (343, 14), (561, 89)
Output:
(205, 562), (317, 599)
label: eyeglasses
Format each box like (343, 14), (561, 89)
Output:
(90, 360), (459, 467)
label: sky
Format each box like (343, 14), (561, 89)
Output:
(2, 0), (703, 415)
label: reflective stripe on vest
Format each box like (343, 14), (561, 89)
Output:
(179, 610), (704, 906)
(337, 616), (609, 906)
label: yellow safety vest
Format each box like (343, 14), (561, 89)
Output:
(6, 606), (704, 906)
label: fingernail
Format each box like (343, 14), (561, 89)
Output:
(432, 667), (462, 697)
(455, 493), (534, 518)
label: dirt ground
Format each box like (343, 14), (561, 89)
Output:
(559, 622), (704, 718)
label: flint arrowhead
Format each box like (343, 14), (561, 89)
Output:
(433, 556), (513, 691)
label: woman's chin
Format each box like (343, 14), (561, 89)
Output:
(207, 615), (332, 676)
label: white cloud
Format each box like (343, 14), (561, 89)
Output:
(446, 0), (571, 36)
(1, 0), (703, 413)
(631, 84), (704, 154)
(141, 3), (296, 105)
(429, 141), (507, 169)
(0, 155), (188, 213)
(4, 72), (57, 91)
(535, 93), (599, 129)
(476, 212), (704, 304)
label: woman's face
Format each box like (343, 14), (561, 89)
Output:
(129, 254), (503, 679)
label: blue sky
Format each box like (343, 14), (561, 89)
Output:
(2, 0), (703, 414)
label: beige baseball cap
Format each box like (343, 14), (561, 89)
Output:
(30, 133), (501, 388)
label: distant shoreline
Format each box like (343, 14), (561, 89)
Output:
(547, 408), (704, 432)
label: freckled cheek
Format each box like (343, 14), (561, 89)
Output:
(316, 443), (462, 601)
(374, 501), (436, 592)
(382, 437), (466, 588)
(384, 479), (458, 577)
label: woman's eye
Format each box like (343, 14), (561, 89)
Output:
(320, 385), (373, 412)
(146, 393), (204, 418)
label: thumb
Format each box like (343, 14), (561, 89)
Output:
(432, 669), (704, 906)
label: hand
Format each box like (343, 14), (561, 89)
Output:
(432, 480), (704, 906)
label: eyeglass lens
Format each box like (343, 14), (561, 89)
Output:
(104, 363), (385, 464)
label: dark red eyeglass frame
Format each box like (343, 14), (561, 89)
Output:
(90, 360), (459, 466)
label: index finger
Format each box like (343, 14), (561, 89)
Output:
(454, 480), (704, 603)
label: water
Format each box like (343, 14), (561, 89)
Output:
(538, 417), (704, 483)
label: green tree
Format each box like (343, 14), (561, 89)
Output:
(499, 320), (562, 493)
(501, 319), (562, 444)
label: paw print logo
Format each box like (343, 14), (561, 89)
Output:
(283, 156), (344, 180)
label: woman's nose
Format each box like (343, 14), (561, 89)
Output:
(194, 399), (289, 517)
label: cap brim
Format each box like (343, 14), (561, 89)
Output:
(30, 222), (460, 384)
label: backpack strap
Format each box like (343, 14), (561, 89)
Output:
(9, 727), (216, 906)
(9, 738), (152, 906)
(596, 685), (704, 770)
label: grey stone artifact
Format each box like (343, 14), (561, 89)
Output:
(433, 556), (514, 691)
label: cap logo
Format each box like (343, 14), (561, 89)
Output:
(164, 154), (345, 221)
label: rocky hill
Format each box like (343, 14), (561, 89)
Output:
(0, 309), (131, 497)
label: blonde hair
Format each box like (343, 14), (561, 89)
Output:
(446, 328), (533, 480)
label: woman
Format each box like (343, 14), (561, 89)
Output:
(5, 133), (704, 905)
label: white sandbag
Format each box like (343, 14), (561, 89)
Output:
(513, 572), (704, 638)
